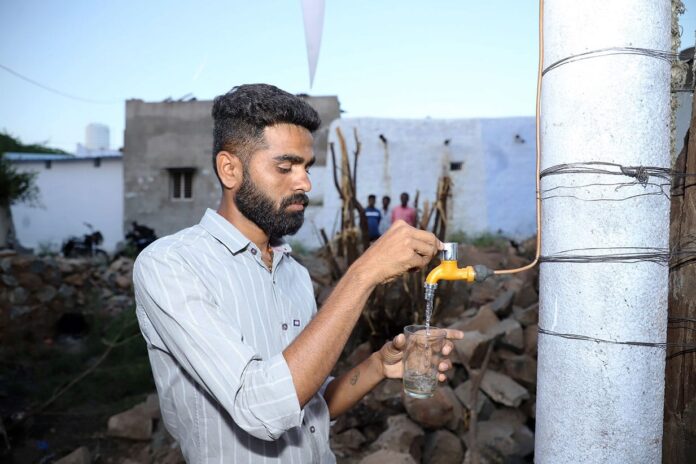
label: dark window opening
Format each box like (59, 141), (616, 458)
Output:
(450, 161), (463, 171)
(94, 158), (101, 167)
(168, 168), (196, 200)
(45, 160), (52, 169)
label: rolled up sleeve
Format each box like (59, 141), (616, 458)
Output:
(134, 248), (303, 441)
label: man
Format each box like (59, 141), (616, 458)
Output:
(378, 195), (391, 235)
(391, 192), (417, 227)
(364, 194), (381, 241)
(134, 84), (461, 463)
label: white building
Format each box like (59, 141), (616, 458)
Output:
(293, 116), (537, 248)
(8, 152), (124, 252)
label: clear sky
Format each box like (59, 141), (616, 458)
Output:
(0, 1), (694, 152)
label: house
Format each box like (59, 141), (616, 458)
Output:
(8, 152), (124, 252)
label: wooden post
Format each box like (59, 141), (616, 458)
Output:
(663, 89), (696, 464)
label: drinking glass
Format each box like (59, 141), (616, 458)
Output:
(402, 325), (446, 399)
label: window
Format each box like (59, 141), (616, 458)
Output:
(94, 158), (101, 167)
(168, 168), (196, 200)
(45, 160), (52, 169)
(450, 161), (463, 171)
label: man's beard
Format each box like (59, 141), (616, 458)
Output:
(234, 168), (309, 244)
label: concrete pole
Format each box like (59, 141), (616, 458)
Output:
(536, 1), (671, 463)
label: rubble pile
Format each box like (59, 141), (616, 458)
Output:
(0, 252), (135, 345)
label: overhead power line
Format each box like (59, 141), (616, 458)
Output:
(0, 63), (121, 105)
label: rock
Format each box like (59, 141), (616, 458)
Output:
(15, 272), (43, 291)
(422, 430), (464, 464)
(10, 287), (28, 305)
(132, 393), (160, 420)
(331, 428), (366, 452)
(503, 355), (537, 389)
(347, 341), (373, 366)
(58, 284), (76, 298)
(449, 306), (500, 334)
(492, 318), (524, 353)
(54, 446), (91, 464)
(469, 280), (498, 306)
(513, 284), (537, 308)
(463, 419), (535, 461)
(152, 445), (186, 464)
(107, 405), (153, 440)
(512, 303), (538, 327)
(489, 407), (527, 426)
(36, 285), (57, 303)
(463, 449), (493, 464)
(10, 306), (33, 319)
(360, 449), (418, 464)
(479, 371), (529, 408)
(115, 274), (132, 289)
(488, 289), (515, 317)
(1, 274), (18, 287)
(524, 324), (538, 356)
(454, 381), (485, 414)
(370, 414), (424, 461)
(453, 331), (495, 368)
(64, 273), (86, 286)
(403, 386), (462, 431)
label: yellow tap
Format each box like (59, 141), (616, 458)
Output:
(425, 242), (488, 285)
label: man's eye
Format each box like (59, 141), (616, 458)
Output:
(277, 165), (291, 173)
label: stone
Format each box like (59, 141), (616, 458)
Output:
(488, 289), (515, 317)
(331, 428), (366, 452)
(359, 450), (417, 464)
(132, 393), (160, 420)
(479, 371), (529, 408)
(10, 287), (28, 305)
(524, 324), (538, 356)
(453, 381), (487, 414)
(463, 419), (534, 461)
(15, 272), (43, 291)
(469, 280), (498, 306)
(107, 405), (153, 440)
(64, 273), (86, 286)
(1, 274), (17, 287)
(115, 274), (132, 289)
(449, 306), (500, 334)
(503, 355), (537, 389)
(512, 303), (538, 327)
(422, 430), (464, 464)
(453, 331), (495, 368)
(10, 306), (33, 319)
(36, 285), (57, 303)
(58, 284), (76, 298)
(370, 414), (424, 461)
(54, 446), (91, 464)
(492, 318), (524, 353)
(347, 341), (373, 367)
(489, 407), (527, 426)
(513, 284), (538, 308)
(403, 386), (462, 431)
(463, 449), (493, 464)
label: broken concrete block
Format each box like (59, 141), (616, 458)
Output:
(488, 318), (524, 353)
(107, 405), (153, 440)
(488, 289), (515, 317)
(503, 355), (537, 389)
(449, 305), (500, 334)
(359, 449), (418, 464)
(54, 446), (91, 464)
(453, 331), (496, 368)
(524, 324), (538, 356)
(331, 428), (367, 452)
(479, 371), (529, 408)
(422, 429), (464, 464)
(403, 386), (462, 431)
(513, 284), (538, 308)
(512, 303), (538, 327)
(370, 413), (424, 461)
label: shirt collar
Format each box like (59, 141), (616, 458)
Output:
(199, 208), (250, 255)
(199, 208), (294, 257)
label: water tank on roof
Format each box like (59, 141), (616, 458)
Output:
(85, 123), (110, 151)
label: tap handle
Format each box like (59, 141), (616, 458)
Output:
(440, 242), (458, 261)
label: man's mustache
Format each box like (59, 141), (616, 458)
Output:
(280, 193), (309, 209)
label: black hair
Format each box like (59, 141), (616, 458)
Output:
(211, 84), (321, 178)
(368, 194), (376, 201)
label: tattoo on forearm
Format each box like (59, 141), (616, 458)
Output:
(349, 369), (360, 385)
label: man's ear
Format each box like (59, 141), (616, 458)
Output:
(215, 151), (243, 190)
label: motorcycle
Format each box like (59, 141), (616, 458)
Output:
(61, 223), (108, 262)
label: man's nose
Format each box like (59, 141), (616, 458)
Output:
(295, 169), (311, 193)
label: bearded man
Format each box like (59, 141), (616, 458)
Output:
(133, 84), (462, 463)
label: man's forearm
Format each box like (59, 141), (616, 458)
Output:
(283, 262), (376, 407)
(323, 352), (384, 419)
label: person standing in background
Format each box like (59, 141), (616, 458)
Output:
(391, 192), (416, 227)
(364, 194), (382, 241)
(379, 195), (391, 235)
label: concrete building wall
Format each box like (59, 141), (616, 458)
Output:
(297, 117), (537, 249)
(123, 96), (340, 238)
(11, 157), (124, 252)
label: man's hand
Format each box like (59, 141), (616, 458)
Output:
(353, 220), (443, 286)
(376, 329), (464, 382)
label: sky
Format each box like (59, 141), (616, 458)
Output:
(0, 1), (695, 153)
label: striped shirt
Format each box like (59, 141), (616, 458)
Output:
(134, 208), (335, 463)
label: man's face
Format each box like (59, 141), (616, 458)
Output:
(234, 124), (315, 242)
(368, 196), (376, 208)
(400, 193), (409, 206)
(382, 197), (390, 210)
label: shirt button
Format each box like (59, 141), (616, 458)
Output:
(282, 323), (288, 330)
(309, 425), (316, 433)
(250, 248), (257, 255)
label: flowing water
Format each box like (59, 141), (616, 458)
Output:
(424, 296), (433, 334)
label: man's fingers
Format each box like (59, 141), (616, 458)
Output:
(392, 333), (406, 350)
(444, 329), (465, 340)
